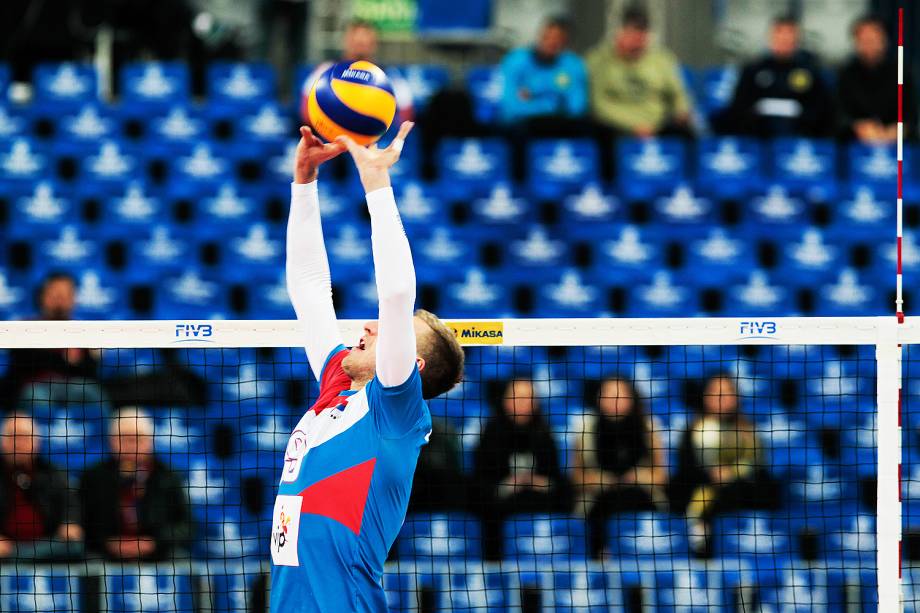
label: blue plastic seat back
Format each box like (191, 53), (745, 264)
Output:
(207, 62), (277, 108)
(527, 139), (600, 199)
(696, 136), (764, 199)
(33, 62), (98, 107)
(503, 514), (587, 560)
(466, 65), (503, 124)
(397, 512), (482, 559)
(699, 65), (739, 115)
(607, 512), (691, 559)
(848, 142), (897, 188)
(121, 62), (191, 109)
(389, 64), (450, 111)
(616, 138), (687, 202)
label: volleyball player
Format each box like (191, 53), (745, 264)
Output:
(270, 122), (465, 612)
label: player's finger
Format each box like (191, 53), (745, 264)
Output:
(335, 135), (362, 156)
(300, 126), (312, 140)
(387, 122), (414, 155)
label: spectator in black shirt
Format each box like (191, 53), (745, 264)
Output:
(473, 379), (572, 560)
(1, 273), (101, 411)
(838, 14), (917, 143)
(714, 16), (834, 138)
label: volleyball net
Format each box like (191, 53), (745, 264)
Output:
(0, 316), (915, 612)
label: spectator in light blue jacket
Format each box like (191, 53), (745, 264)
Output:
(499, 16), (588, 125)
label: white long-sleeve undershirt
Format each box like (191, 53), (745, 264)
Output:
(367, 186), (418, 388)
(286, 181), (418, 388)
(286, 181), (343, 381)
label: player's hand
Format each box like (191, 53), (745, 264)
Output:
(337, 121), (414, 193)
(294, 126), (346, 184)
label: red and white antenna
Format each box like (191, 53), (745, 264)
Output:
(898, 7), (905, 323)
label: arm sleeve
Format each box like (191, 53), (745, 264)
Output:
(367, 186), (417, 388)
(286, 181), (345, 381)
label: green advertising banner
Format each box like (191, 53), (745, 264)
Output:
(353, 0), (418, 34)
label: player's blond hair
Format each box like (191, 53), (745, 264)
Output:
(414, 309), (464, 399)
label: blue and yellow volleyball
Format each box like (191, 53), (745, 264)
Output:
(304, 61), (396, 146)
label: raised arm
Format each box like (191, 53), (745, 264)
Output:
(286, 127), (346, 380)
(338, 123), (417, 387)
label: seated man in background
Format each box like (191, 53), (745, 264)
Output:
(586, 3), (692, 139)
(473, 379), (572, 560)
(715, 15), (834, 138)
(0, 413), (83, 560)
(500, 16), (588, 127)
(837, 14), (916, 143)
(1, 273), (101, 411)
(80, 407), (191, 561)
(500, 15), (590, 180)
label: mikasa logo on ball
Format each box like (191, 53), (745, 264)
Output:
(341, 69), (371, 82)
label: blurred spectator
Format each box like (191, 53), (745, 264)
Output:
(0, 0), (93, 82)
(838, 14), (917, 142)
(585, 4), (692, 139)
(408, 416), (468, 513)
(259, 0), (308, 89)
(572, 377), (667, 559)
(668, 374), (780, 556)
(714, 15), (834, 138)
(473, 379), (572, 560)
(500, 16), (588, 126)
(1, 273), (101, 411)
(301, 19), (414, 126)
(80, 407), (191, 560)
(0, 413), (83, 560)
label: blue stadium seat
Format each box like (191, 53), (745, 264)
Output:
(169, 142), (232, 185)
(470, 182), (530, 229)
(769, 138), (838, 200)
(0, 137), (48, 183)
(99, 181), (163, 232)
(466, 65), (503, 124)
(503, 514), (587, 560)
(743, 185), (809, 237)
(727, 270), (796, 316)
(534, 270), (604, 317)
(444, 268), (512, 318)
(827, 185), (894, 243)
(32, 62), (98, 108)
(326, 222), (372, 277)
(683, 228), (755, 287)
(0, 103), (26, 139)
(0, 273), (28, 320)
(38, 225), (102, 272)
(80, 139), (139, 185)
(248, 273), (296, 319)
(414, 227), (477, 283)
(616, 138), (687, 202)
(0, 568), (78, 612)
(652, 184), (715, 226)
(437, 138), (511, 199)
(120, 62), (191, 110)
(526, 139), (600, 200)
(73, 270), (124, 318)
(147, 104), (209, 148)
(104, 571), (196, 612)
(0, 63), (9, 98)
(441, 567), (510, 612)
(128, 225), (193, 280)
(625, 271), (696, 317)
(813, 269), (880, 316)
(397, 512), (481, 559)
(777, 227), (841, 286)
(607, 512), (690, 559)
(549, 569), (613, 613)
(591, 224), (664, 284)
(207, 62), (277, 109)
(848, 142), (897, 189)
(696, 136), (764, 200)
(335, 273), (380, 320)
(201, 184), (259, 227)
(154, 270), (228, 319)
(390, 64), (450, 111)
(394, 180), (447, 229)
(58, 103), (119, 142)
(99, 347), (161, 378)
(507, 226), (569, 270)
(561, 183), (621, 229)
(711, 512), (792, 566)
(8, 181), (76, 238)
(699, 65), (739, 116)
(236, 102), (292, 144)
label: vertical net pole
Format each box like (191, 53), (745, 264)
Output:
(878, 317), (903, 611)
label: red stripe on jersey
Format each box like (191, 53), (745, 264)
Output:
(299, 458), (377, 535)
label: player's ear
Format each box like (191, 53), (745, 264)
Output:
(416, 356), (426, 372)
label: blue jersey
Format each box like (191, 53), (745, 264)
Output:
(270, 346), (431, 612)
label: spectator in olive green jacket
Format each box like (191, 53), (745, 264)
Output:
(586, 4), (693, 138)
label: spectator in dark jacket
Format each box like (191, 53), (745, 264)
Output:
(715, 16), (834, 138)
(838, 14), (917, 142)
(80, 407), (191, 560)
(473, 378), (572, 560)
(0, 413), (83, 560)
(1, 273), (101, 411)
(408, 416), (468, 513)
